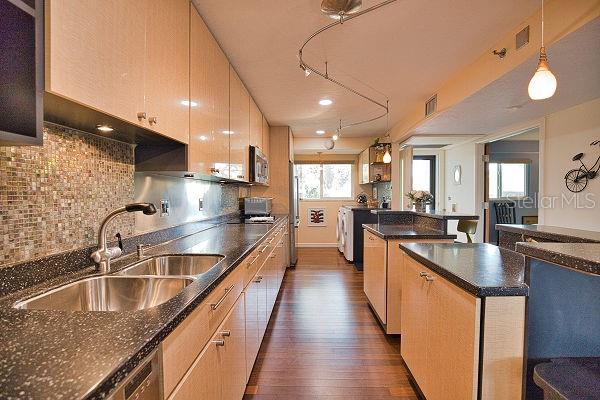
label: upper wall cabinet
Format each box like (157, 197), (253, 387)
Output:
(189, 6), (230, 179)
(249, 98), (262, 150)
(262, 115), (270, 160)
(229, 66), (250, 182)
(45, 0), (189, 144)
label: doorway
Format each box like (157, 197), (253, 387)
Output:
(413, 155), (436, 203)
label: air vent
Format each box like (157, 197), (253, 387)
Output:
(425, 94), (437, 117)
(516, 26), (530, 50)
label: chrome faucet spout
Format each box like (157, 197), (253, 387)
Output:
(91, 203), (156, 273)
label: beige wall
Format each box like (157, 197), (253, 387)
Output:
(541, 97), (600, 231)
(295, 153), (371, 246)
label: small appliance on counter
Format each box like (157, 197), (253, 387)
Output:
(249, 145), (269, 184)
(242, 197), (273, 217)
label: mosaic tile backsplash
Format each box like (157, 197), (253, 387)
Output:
(0, 124), (135, 267)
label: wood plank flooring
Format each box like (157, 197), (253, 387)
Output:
(244, 247), (418, 400)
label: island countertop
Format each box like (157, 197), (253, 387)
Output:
(371, 208), (479, 220)
(362, 223), (456, 240)
(496, 224), (600, 243)
(400, 243), (528, 297)
(0, 216), (287, 399)
(515, 242), (600, 275)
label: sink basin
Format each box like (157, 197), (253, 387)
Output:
(14, 276), (194, 312)
(117, 255), (225, 278)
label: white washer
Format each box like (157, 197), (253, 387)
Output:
(343, 207), (354, 262)
(336, 207), (345, 253)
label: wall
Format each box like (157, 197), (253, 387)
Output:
(488, 139), (539, 243)
(295, 153), (369, 247)
(444, 141), (484, 242)
(0, 124), (135, 267)
(541, 97), (600, 231)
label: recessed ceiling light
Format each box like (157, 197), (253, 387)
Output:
(316, 130), (325, 135)
(199, 135), (208, 141)
(332, 134), (339, 141)
(96, 124), (114, 132)
(181, 100), (198, 107)
(222, 130), (234, 134)
(319, 99), (333, 106)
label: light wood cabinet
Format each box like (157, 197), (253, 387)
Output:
(169, 295), (246, 400)
(363, 232), (387, 324)
(189, 6), (230, 178)
(262, 115), (270, 161)
(45, 0), (146, 129)
(400, 254), (525, 400)
(229, 66), (250, 182)
(144, 0), (189, 144)
(250, 98), (262, 150)
(46, 0), (189, 144)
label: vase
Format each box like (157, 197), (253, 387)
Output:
(414, 202), (427, 212)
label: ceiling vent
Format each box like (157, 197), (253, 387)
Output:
(425, 94), (437, 117)
(516, 26), (530, 50)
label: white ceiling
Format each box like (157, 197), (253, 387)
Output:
(193, 0), (540, 138)
(413, 17), (600, 136)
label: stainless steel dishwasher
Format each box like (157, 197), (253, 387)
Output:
(108, 350), (162, 400)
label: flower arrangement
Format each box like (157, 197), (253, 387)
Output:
(406, 190), (433, 204)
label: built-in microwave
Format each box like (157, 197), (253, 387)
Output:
(249, 145), (269, 184)
(0, 0), (44, 146)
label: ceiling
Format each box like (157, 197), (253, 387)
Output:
(413, 17), (600, 136)
(193, 0), (540, 138)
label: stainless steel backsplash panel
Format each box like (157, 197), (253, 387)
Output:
(134, 173), (240, 234)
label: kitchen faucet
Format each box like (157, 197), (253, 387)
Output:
(91, 203), (157, 273)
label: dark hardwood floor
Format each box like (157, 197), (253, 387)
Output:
(244, 247), (418, 400)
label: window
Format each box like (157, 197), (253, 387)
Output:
(412, 156), (436, 201)
(488, 162), (528, 199)
(297, 163), (353, 200)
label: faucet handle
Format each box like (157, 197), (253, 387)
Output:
(115, 232), (123, 251)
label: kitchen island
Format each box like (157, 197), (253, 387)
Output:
(400, 243), (528, 400)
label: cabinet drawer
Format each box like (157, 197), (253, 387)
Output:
(162, 264), (243, 396)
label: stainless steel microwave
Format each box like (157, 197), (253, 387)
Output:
(249, 145), (269, 184)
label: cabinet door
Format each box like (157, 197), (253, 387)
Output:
(229, 66), (250, 181)
(363, 231), (387, 323)
(45, 0), (145, 127)
(262, 115), (270, 162)
(144, 0), (189, 144)
(250, 97), (262, 149)
(220, 294), (247, 400)
(265, 250), (279, 315)
(400, 255), (430, 393)
(169, 331), (222, 400)
(256, 264), (268, 342)
(426, 269), (480, 400)
(189, 7), (230, 178)
(245, 273), (260, 381)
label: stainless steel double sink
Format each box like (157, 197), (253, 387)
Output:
(14, 254), (225, 312)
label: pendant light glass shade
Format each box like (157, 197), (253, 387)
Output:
(383, 149), (391, 163)
(528, 47), (557, 100)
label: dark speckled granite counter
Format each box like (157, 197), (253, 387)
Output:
(516, 242), (600, 275)
(362, 224), (456, 240)
(0, 216), (287, 399)
(371, 208), (480, 220)
(533, 357), (600, 400)
(400, 243), (528, 297)
(497, 224), (600, 243)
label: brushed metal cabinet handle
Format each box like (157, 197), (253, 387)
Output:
(210, 284), (235, 310)
(137, 112), (147, 121)
(419, 272), (428, 277)
(221, 330), (231, 337)
(148, 116), (158, 125)
(425, 275), (434, 282)
(212, 339), (225, 346)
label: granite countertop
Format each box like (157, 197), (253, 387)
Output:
(371, 209), (479, 220)
(534, 358), (600, 399)
(400, 243), (528, 297)
(0, 216), (287, 399)
(496, 224), (600, 243)
(343, 205), (385, 211)
(515, 242), (600, 275)
(362, 224), (456, 240)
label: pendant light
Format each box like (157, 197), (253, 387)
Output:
(528, 0), (557, 100)
(383, 101), (392, 164)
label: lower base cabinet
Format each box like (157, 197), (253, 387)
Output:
(401, 254), (525, 400)
(162, 219), (289, 400)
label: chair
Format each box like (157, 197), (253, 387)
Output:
(457, 220), (478, 243)
(494, 201), (516, 245)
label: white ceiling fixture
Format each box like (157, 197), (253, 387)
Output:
(528, 0), (557, 100)
(298, 0), (396, 140)
(316, 130), (326, 134)
(96, 124), (114, 132)
(319, 99), (333, 106)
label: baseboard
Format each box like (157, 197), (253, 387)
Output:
(297, 243), (339, 248)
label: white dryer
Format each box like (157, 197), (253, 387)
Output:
(342, 207), (354, 262)
(337, 207), (345, 253)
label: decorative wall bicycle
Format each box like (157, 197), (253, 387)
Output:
(565, 140), (600, 193)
